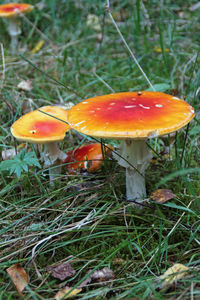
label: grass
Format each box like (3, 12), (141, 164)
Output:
(0, 0), (200, 298)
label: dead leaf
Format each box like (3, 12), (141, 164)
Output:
(2, 144), (26, 160)
(2, 148), (17, 160)
(91, 267), (114, 281)
(79, 267), (114, 288)
(6, 264), (28, 296)
(159, 263), (189, 288)
(55, 267), (114, 298)
(30, 40), (45, 54)
(113, 257), (126, 265)
(87, 14), (101, 32)
(78, 276), (92, 289)
(51, 262), (76, 281)
(17, 80), (33, 91)
(151, 189), (176, 203)
(154, 46), (169, 53)
(55, 286), (82, 299)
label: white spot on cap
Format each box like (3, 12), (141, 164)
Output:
(124, 105), (136, 108)
(109, 102), (116, 105)
(81, 126), (86, 130)
(96, 108), (101, 110)
(155, 104), (163, 108)
(191, 108), (194, 113)
(89, 110), (95, 113)
(75, 120), (85, 126)
(173, 97), (180, 100)
(139, 104), (150, 109)
(82, 101), (88, 104)
(131, 98), (136, 100)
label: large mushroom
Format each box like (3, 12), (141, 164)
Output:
(67, 91), (195, 203)
(0, 3), (33, 52)
(11, 106), (70, 183)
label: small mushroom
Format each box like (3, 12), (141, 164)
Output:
(11, 106), (70, 183)
(63, 143), (113, 174)
(67, 92), (195, 204)
(0, 3), (33, 53)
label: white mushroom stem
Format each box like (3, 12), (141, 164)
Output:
(42, 142), (67, 184)
(114, 139), (152, 202)
(7, 17), (21, 53)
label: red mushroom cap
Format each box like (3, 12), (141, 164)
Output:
(11, 106), (70, 144)
(63, 143), (113, 173)
(0, 3), (33, 18)
(68, 92), (194, 139)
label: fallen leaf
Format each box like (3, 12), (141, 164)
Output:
(51, 262), (76, 281)
(159, 263), (189, 288)
(55, 286), (82, 299)
(91, 267), (114, 281)
(2, 148), (17, 160)
(151, 189), (176, 203)
(113, 257), (126, 265)
(30, 40), (45, 54)
(154, 46), (169, 53)
(17, 80), (33, 91)
(78, 276), (92, 289)
(87, 14), (101, 32)
(55, 267), (114, 298)
(2, 144), (26, 160)
(79, 267), (114, 288)
(6, 264), (28, 296)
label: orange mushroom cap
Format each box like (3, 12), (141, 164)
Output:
(0, 3), (33, 18)
(68, 92), (195, 139)
(11, 106), (70, 144)
(63, 143), (113, 173)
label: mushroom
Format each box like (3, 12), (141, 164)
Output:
(0, 3), (33, 53)
(11, 106), (70, 183)
(63, 143), (113, 174)
(67, 92), (195, 203)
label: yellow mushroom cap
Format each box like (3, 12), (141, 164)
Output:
(11, 106), (70, 144)
(68, 92), (195, 139)
(0, 3), (33, 18)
